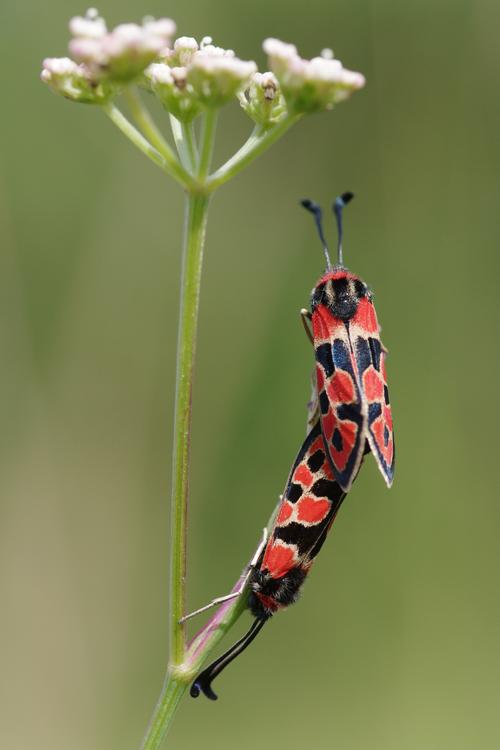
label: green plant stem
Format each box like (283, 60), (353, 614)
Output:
(184, 122), (199, 172)
(198, 109), (218, 179)
(102, 103), (198, 190)
(206, 113), (301, 191)
(169, 116), (199, 174)
(140, 673), (187, 750)
(167, 114), (217, 666)
(169, 192), (211, 666)
(125, 89), (176, 162)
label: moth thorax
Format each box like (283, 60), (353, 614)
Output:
(312, 277), (368, 321)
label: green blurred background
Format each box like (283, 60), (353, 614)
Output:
(1, 0), (499, 748)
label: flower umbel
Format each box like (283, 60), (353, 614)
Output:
(263, 38), (365, 113)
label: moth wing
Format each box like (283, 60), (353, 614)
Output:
(261, 421), (345, 578)
(312, 305), (367, 492)
(350, 299), (395, 487)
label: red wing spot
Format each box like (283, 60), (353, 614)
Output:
(372, 416), (393, 465)
(383, 404), (393, 430)
(322, 408), (336, 442)
(310, 436), (324, 455)
(316, 365), (325, 393)
(294, 463), (313, 487)
(363, 367), (384, 401)
(332, 421), (357, 471)
(387, 440), (394, 464)
(327, 371), (356, 404)
(372, 416), (383, 446)
(352, 297), (378, 334)
(262, 542), (297, 579)
(276, 501), (293, 525)
(297, 495), (331, 524)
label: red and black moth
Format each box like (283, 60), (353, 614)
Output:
(303, 193), (395, 492)
(190, 418), (346, 700)
(189, 193), (394, 700)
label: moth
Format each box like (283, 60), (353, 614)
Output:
(302, 193), (395, 492)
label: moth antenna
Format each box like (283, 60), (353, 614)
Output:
(190, 618), (267, 701)
(332, 191), (354, 268)
(301, 199), (332, 270)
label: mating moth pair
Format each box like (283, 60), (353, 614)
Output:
(190, 193), (395, 700)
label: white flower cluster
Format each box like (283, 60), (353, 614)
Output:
(41, 15), (365, 119)
(69, 10), (176, 82)
(40, 56), (113, 104)
(146, 36), (257, 119)
(41, 8), (176, 103)
(263, 38), (365, 113)
(238, 71), (286, 126)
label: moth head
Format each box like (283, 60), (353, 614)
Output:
(311, 270), (370, 321)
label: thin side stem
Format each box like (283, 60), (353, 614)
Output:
(169, 117), (199, 174)
(102, 103), (198, 191)
(102, 103), (166, 170)
(183, 122), (199, 172)
(169, 115), (195, 173)
(125, 89), (175, 162)
(198, 109), (218, 180)
(169, 192), (211, 665)
(185, 570), (253, 672)
(206, 113), (301, 191)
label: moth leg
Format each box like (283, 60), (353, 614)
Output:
(179, 528), (268, 623)
(300, 308), (313, 345)
(248, 526), (268, 568)
(179, 593), (242, 623)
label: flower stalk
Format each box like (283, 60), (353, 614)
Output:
(102, 102), (198, 189)
(169, 191), (210, 666)
(124, 88), (175, 162)
(206, 113), (301, 191)
(198, 109), (218, 179)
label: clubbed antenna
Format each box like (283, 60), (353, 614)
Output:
(190, 618), (267, 701)
(301, 199), (332, 269)
(332, 191), (354, 267)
